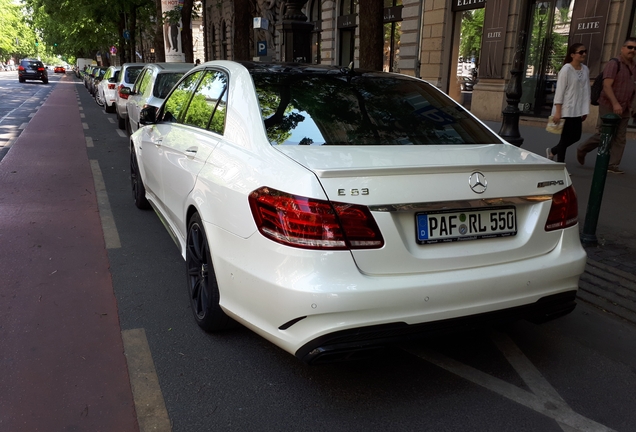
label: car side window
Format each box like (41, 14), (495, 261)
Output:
(182, 70), (228, 133)
(133, 70), (146, 94)
(104, 69), (112, 80)
(162, 71), (203, 123)
(139, 70), (153, 96)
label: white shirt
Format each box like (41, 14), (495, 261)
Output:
(551, 63), (590, 118)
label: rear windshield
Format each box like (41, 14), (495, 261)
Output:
(23, 61), (43, 68)
(251, 73), (502, 146)
(154, 72), (185, 99)
(125, 67), (143, 84)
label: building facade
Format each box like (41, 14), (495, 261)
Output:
(202, 0), (636, 130)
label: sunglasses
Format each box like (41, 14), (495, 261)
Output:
(625, 45), (636, 50)
(575, 50), (587, 55)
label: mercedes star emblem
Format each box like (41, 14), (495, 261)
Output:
(469, 172), (487, 194)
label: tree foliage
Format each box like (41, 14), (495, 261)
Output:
(0, 0), (38, 61)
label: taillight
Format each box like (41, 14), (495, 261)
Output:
(545, 186), (578, 231)
(18, 65), (25, 71)
(108, 84), (116, 90)
(38, 67), (45, 71)
(118, 84), (129, 99)
(249, 187), (384, 250)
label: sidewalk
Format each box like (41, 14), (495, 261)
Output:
(485, 119), (636, 325)
(0, 76), (138, 430)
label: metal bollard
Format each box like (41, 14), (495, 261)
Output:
(580, 113), (621, 246)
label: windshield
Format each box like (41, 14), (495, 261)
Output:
(125, 67), (143, 84)
(251, 73), (502, 146)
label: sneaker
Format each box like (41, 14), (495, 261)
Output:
(608, 165), (624, 174)
(545, 148), (554, 160)
(576, 149), (586, 165)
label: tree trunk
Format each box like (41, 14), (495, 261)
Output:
(181, 0), (194, 63)
(233, 0), (252, 60)
(130, 6), (138, 62)
(154, 0), (166, 62)
(118, 12), (128, 64)
(358, 0), (384, 70)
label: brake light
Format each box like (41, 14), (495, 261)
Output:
(545, 186), (578, 231)
(118, 84), (129, 99)
(38, 67), (45, 71)
(108, 84), (116, 89)
(18, 65), (25, 71)
(249, 187), (384, 250)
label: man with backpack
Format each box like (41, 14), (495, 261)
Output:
(577, 37), (636, 174)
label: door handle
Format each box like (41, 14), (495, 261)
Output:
(185, 147), (198, 158)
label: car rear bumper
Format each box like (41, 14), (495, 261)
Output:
(207, 221), (586, 363)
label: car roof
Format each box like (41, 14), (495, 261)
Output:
(143, 62), (194, 72)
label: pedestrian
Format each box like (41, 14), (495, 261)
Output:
(576, 37), (636, 174)
(546, 43), (590, 162)
(195, 59), (201, 65)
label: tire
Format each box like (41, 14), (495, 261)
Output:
(186, 212), (233, 332)
(126, 118), (132, 136)
(117, 110), (126, 130)
(130, 151), (150, 210)
(105, 102), (115, 113)
(19, 77), (25, 83)
(42, 78), (48, 84)
(95, 91), (104, 107)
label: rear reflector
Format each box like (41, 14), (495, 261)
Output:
(545, 186), (578, 231)
(249, 187), (384, 250)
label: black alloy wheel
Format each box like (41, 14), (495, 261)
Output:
(186, 213), (233, 332)
(130, 151), (150, 209)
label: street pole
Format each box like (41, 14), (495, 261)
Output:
(277, 0), (312, 63)
(580, 113), (621, 246)
(498, 31), (526, 147)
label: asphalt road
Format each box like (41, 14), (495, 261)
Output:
(3, 73), (636, 431)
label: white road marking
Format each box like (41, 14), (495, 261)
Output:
(80, 113), (85, 118)
(89, 160), (121, 249)
(19, 123), (28, 129)
(79, 106), (84, 111)
(108, 118), (115, 124)
(28, 112), (36, 117)
(85, 136), (94, 148)
(116, 129), (127, 138)
(82, 122), (88, 130)
(405, 332), (615, 432)
(121, 328), (172, 432)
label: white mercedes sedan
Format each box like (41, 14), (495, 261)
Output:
(130, 61), (587, 364)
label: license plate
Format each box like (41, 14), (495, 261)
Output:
(416, 206), (516, 244)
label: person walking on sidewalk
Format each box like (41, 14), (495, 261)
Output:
(546, 43), (590, 162)
(576, 37), (636, 174)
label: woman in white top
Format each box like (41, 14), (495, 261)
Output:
(546, 43), (590, 162)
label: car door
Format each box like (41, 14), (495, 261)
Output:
(160, 69), (228, 239)
(137, 71), (203, 209)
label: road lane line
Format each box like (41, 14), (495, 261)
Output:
(82, 122), (89, 129)
(108, 118), (115, 124)
(80, 113), (85, 118)
(121, 328), (172, 432)
(116, 129), (127, 138)
(405, 346), (615, 432)
(19, 122), (28, 129)
(85, 136), (94, 148)
(89, 160), (121, 249)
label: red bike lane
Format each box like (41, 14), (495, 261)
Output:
(0, 75), (139, 431)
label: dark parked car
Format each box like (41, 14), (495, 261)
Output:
(18, 59), (48, 84)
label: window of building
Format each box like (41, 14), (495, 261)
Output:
(221, 21), (228, 60)
(210, 25), (216, 60)
(338, 0), (357, 66)
(309, 0), (322, 64)
(383, 0), (403, 72)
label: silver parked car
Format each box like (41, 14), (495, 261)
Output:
(124, 62), (193, 135)
(115, 63), (145, 129)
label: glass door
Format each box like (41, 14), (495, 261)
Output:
(520, 0), (574, 117)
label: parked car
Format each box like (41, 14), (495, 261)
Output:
(124, 62), (193, 135)
(54, 66), (66, 73)
(95, 66), (121, 113)
(130, 61), (586, 364)
(88, 67), (107, 96)
(115, 63), (145, 129)
(18, 59), (48, 84)
(83, 65), (96, 88)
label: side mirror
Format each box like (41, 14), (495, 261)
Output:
(139, 106), (158, 125)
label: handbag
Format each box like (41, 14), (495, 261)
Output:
(546, 116), (565, 134)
